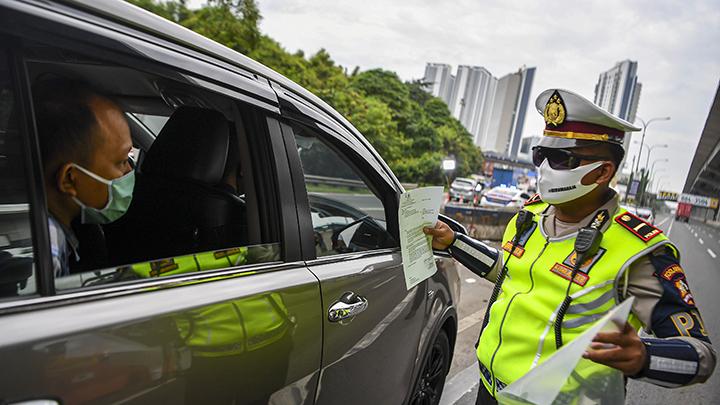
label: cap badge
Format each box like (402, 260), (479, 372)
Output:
(543, 91), (566, 127)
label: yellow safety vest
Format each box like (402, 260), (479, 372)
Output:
(477, 202), (677, 396)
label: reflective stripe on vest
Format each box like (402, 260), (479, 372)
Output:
(477, 202), (677, 395)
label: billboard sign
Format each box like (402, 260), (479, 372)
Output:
(628, 180), (640, 197)
(678, 193), (719, 209)
(657, 191), (679, 201)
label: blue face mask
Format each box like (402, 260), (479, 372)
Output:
(71, 163), (135, 224)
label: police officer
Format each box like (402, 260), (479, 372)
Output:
(425, 89), (715, 404)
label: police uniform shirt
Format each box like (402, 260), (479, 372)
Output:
(471, 193), (716, 385)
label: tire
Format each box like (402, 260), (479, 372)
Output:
(410, 329), (451, 405)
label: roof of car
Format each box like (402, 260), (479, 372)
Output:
(31, 0), (400, 189)
(54, 0), (374, 155)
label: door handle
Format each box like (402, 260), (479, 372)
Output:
(328, 291), (368, 322)
(10, 400), (60, 405)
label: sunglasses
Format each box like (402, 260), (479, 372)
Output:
(532, 146), (609, 170)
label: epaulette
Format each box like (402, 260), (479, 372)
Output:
(523, 193), (543, 206)
(614, 211), (662, 242)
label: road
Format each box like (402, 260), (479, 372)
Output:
(627, 213), (720, 404)
(440, 213), (720, 405)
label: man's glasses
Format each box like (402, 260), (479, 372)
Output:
(532, 147), (609, 170)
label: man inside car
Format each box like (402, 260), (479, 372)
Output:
(34, 77), (134, 277)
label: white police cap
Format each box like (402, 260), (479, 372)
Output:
(534, 88), (641, 149)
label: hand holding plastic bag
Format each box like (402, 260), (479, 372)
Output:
(497, 297), (634, 405)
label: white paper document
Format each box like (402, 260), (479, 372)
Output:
(497, 297), (635, 405)
(399, 186), (445, 290)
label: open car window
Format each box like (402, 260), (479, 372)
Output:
(292, 125), (397, 258)
(22, 44), (283, 294)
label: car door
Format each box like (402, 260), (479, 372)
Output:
(271, 116), (429, 405)
(0, 4), (322, 404)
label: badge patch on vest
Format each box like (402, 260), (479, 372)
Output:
(615, 211), (662, 242)
(149, 258), (179, 277)
(502, 241), (524, 258)
(561, 248), (606, 274)
(214, 247), (242, 259)
(502, 222), (537, 258)
(524, 193), (543, 206)
(550, 263), (590, 286)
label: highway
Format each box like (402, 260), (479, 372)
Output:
(627, 213), (720, 404)
(441, 213), (720, 405)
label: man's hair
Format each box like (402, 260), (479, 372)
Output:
(601, 143), (625, 175)
(33, 77), (101, 171)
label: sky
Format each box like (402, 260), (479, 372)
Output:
(192, 0), (720, 193)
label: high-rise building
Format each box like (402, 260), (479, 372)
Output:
(422, 63), (454, 104)
(422, 63), (535, 158)
(483, 67), (536, 157)
(448, 66), (497, 145)
(594, 60), (641, 155)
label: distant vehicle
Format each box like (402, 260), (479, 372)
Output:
(676, 202), (692, 222)
(480, 186), (531, 208)
(628, 206), (655, 224)
(491, 168), (514, 188)
(449, 177), (482, 204)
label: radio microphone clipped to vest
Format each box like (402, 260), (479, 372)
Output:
(554, 209), (609, 348)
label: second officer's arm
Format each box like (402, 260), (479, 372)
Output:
(423, 221), (501, 280)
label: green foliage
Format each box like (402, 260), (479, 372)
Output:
(126, 0), (483, 184)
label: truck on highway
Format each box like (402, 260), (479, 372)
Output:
(676, 202), (692, 222)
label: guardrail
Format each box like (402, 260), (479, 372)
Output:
(442, 203), (519, 241)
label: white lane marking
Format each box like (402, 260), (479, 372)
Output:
(708, 249), (717, 259)
(699, 239), (704, 245)
(458, 309), (486, 334)
(667, 218), (675, 237)
(656, 217), (670, 228)
(465, 278), (477, 284)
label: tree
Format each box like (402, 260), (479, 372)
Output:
(126, 0), (484, 184)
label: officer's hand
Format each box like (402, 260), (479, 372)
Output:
(423, 221), (456, 250)
(582, 322), (646, 376)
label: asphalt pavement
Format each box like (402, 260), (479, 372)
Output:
(440, 212), (720, 405)
(626, 213), (720, 404)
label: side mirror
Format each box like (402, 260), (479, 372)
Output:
(438, 213), (467, 236)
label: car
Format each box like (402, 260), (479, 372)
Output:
(0, 2), (462, 404)
(480, 186), (532, 208)
(449, 177), (483, 204)
(628, 206), (655, 224)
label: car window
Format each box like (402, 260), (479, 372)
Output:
(132, 113), (169, 136)
(26, 52), (282, 292)
(0, 50), (36, 299)
(293, 127), (396, 257)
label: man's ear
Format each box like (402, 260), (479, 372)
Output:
(56, 163), (78, 197)
(595, 161), (617, 184)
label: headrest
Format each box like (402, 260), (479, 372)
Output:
(142, 106), (229, 184)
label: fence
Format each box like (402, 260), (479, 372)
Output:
(442, 204), (519, 241)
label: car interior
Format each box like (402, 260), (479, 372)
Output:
(22, 43), (282, 289)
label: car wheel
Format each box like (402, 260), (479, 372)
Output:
(410, 329), (451, 405)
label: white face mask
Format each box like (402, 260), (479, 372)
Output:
(537, 160), (605, 205)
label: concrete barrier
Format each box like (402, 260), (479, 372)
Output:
(442, 204), (519, 241)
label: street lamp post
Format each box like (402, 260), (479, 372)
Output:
(442, 156), (456, 195)
(634, 116), (671, 174)
(650, 158), (669, 175)
(644, 144), (669, 173)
